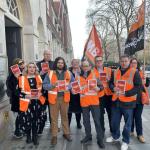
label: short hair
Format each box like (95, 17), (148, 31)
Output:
(81, 60), (90, 66)
(53, 57), (67, 71)
(13, 58), (24, 65)
(94, 55), (103, 61)
(120, 54), (129, 60)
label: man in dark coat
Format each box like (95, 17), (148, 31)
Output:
(36, 50), (54, 134)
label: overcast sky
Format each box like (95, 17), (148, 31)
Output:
(67, 0), (89, 59)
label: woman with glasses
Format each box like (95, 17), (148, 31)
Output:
(6, 58), (25, 138)
(130, 58), (150, 143)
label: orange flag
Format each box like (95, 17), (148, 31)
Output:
(82, 24), (103, 65)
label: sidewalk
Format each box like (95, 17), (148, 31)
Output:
(0, 106), (150, 150)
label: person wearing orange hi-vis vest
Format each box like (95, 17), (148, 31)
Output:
(93, 56), (113, 134)
(79, 60), (105, 149)
(106, 55), (142, 150)
(19, 62), (45, 145)
(43, 57), (74, 146)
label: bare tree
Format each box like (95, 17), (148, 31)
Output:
(86, 0), (138, 59)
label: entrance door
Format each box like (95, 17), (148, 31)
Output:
(5, 17), (22, 68)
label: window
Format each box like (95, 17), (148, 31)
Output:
(6, 0), (19, 19)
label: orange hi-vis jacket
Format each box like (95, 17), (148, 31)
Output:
(94, 67), (113, 96)
(79, 70), (100, 107)
(48, 70), (71, 104)
(112, 68), (137, 102)
(19, 75), (45, 112)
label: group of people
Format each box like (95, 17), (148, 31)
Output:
(6, 50), (150, 150)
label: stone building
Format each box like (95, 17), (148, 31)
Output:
(0, 0), (74, 142)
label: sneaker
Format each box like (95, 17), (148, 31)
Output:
(121, 142), (128, 150)
(77, 123), (82, 129)
(106, 136), (120, 143)
(51, 136), (57, 145)
(81, 136), (92, 143)
(97, 140), (105, 149)
(130, 132), (135, 136)
(13, 132), (23, 139)
(137, 135), (145, 143)
(63, 134), (72, 142)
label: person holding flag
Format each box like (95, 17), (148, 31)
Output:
(79, 60), (105, 149)
(93, 56), (113, 134)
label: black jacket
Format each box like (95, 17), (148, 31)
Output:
(36, 59), (54, 100)
(6, 73), (20, 112)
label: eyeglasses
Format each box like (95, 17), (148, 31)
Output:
(82, 65), (89, 67)
(131, 62), (137, 64)
(96, 59), (103, 62)
(18, 62), (24, 65)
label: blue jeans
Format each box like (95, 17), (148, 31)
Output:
(131, 104), (143, 136)
(111, 106), (133, 144)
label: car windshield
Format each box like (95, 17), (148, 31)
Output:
(145, 66), (150, 71)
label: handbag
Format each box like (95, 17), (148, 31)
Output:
(141, 87), (150, 105)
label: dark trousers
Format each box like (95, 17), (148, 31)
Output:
(82, 105), (104, 141)
(15, 111), (24, 134)
(26, 100), (40, 136)
(131, 104), (143, 136)
(68, 113), (81, 126)
(111, 106), (133, 144)
(100, 95), (112, 133)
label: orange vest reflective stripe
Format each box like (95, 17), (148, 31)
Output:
(93, 68), (107, 97)
(80, 70), (99, 107)
(48, 70), (71, 104)
(112, 68), (137, 102)
(19, 75), (45, 112)
(103, 67), (113, 95)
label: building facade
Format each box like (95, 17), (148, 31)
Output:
(0, 0), (74, 142)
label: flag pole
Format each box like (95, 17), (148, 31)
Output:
(143, 0), (146, 71)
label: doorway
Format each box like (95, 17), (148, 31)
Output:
(5, 17), (22, 68)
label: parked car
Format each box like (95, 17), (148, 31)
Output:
(145, 66), (150, 78)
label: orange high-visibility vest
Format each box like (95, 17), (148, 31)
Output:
(48, 70), (71, 104)
(93, 68), (104, 97)
(139, 71), (150, 105)
(19, 75), (45, 112)
(103, 67), (113, 95)
(79, 70), (100, 107)
(112, 68), (137, 102)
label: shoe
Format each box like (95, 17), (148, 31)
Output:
(137, 135), (145, 143)
(121, 142), (128, 150)
(38, 130), (43, 136)
(130, 132), (135, 136)
(106, 136), (120, 143)
(32, 135), (39, 145)
(51, 136), (57, 145)
(58, 127), (60, 132)
(63, 134), (72, 142)
(26, 135), (32, 144)
(97, 140), (105, 149)
(77, 123), (82, 129)
(13, 132), (23, 139)
(81, 136), (92, 143)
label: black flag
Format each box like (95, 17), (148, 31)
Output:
(124, 2), (144, 56)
